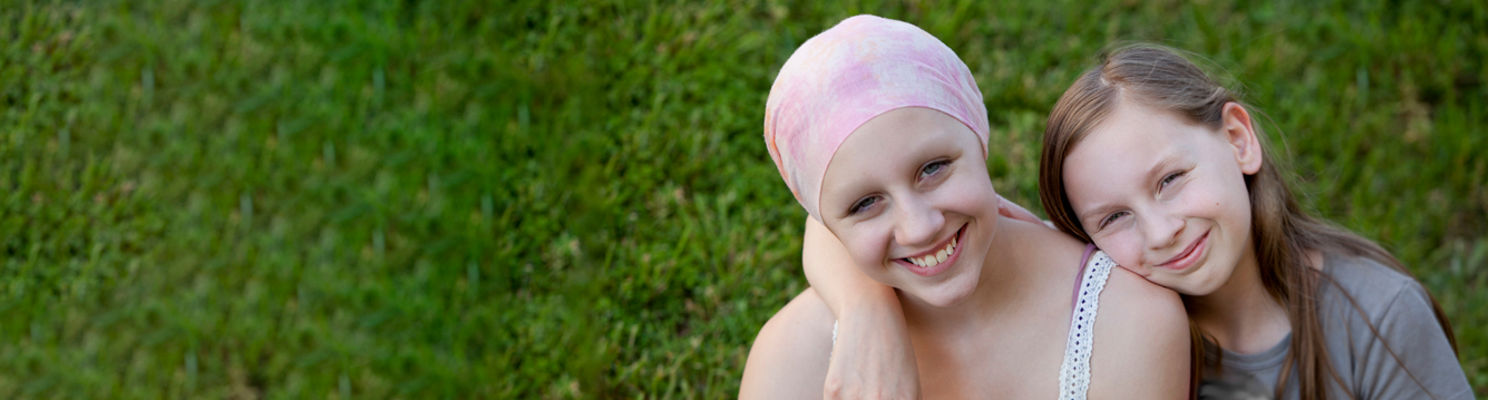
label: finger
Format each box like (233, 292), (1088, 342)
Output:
(996, 195), (1042, 224)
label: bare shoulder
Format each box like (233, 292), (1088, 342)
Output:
(1095, 266), (1187, 343)
(997, 216), (1085, 267)
(1101, 265), (1184, 311)
(1088, 266), (1191, 399)
(740, 288), (836, 399)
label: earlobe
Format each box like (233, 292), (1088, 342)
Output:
(1221, 102), (1263, 175)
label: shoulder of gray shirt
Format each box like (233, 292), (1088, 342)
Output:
(1317, 252), (1427, 322)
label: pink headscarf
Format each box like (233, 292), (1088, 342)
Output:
(764, 15), (990, 221)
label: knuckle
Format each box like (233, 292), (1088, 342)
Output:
(822, 378), (845, 398)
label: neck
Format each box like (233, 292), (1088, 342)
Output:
(1189, 241), (1291, 354)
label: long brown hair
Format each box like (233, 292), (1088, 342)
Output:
(1038, 44), (1458, 400)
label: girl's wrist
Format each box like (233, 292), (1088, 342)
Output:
(837, 284), (901, 319)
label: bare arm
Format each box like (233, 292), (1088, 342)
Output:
(740, 289), (835, 399)
(801, 216), (919, 399)
(995, 194), (1048, 227)
(1087, 267), (1191, 399)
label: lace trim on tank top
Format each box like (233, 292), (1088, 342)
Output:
(1058, 250), (1116, 400)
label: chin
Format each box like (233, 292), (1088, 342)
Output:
(908, 267), (982, 307)
(909, 290), (970, 308)
(1169, 275), (1223, 297)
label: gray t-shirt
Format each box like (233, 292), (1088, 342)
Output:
(1198, 253), (1474, 400)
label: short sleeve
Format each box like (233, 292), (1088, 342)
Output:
(1355, 281), (1474, 400)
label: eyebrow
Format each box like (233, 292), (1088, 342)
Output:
(1145, 155), (1178, 186)
(1076, 204), (1116, 229)
(826, 135), (961, 218)
(825, 179), (875, 218)
(1074, 150), (1180, 226)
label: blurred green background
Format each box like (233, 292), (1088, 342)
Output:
(2, 0), (1484, 398)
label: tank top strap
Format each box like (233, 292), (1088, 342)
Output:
(1071, 244), (1097, 309)
(1058, 248), (1116, 400)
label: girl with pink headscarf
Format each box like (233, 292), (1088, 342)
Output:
(740, 15), (1189, 398)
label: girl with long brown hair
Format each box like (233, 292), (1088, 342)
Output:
(805, 44), (1472, 399)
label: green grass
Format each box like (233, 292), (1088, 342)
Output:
(1, 0), (1483, 397)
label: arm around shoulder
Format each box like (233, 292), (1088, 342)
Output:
(740, 288), (836, 399)
(1087, 267), (1191, 399)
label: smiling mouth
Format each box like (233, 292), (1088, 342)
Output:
(1158, 230), (1209, 270)
(900, 224), (966, 269)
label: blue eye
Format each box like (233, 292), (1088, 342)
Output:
(848, 196), (878, 215)
(919, 160), (950, 180)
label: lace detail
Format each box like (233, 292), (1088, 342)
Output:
(1058, 251), (1116, 400)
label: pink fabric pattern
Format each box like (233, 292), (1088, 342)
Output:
(763, 15), (990, 220)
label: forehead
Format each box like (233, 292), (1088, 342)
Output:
(820, 108), (976, 190)
(1062, 101), (1202, 201)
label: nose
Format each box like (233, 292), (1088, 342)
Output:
(893, 195), (945, 248)
(1139, 208), (1184, 251)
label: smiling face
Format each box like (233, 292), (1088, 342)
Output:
(1062, 99), (1263, 296)
(818, 107), (999, 307)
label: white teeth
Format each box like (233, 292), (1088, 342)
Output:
(906, 234), (959, 268)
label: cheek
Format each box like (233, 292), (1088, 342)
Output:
(942, 168), (997, 213)
(1183, 182), (1245, 225)
(1194, 167), (1253, 214)
(841, 222), (893, 266)
(1223, 177), (1255, 221)
(1094, 232), (1143, 269)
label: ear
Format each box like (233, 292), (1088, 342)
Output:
(1220, 102), (1263, 175)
